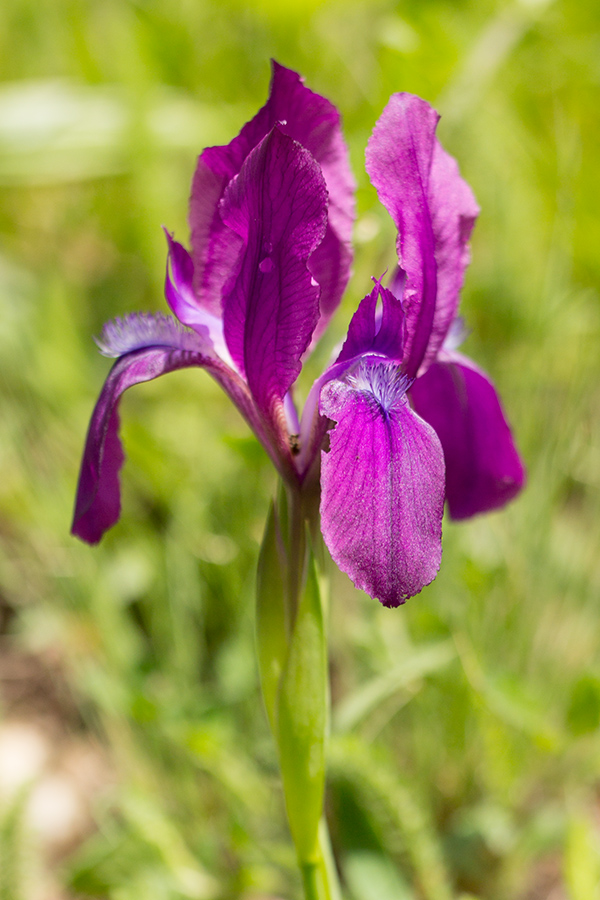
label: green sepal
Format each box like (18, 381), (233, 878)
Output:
(256, 499), (289, 733)
(276, 542), (328, 863)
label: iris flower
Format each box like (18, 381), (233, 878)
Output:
(72, 63), (524, 607)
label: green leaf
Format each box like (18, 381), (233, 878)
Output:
(255, 499), (289, 732)
(276, 548), (328, 863)
(344, 851), (415, 900)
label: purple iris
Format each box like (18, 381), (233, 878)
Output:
(72, 62), (525, 608)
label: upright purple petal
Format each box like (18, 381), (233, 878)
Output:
(366, 94), (438, 379)
(164, 232), (235, 365)
(424, 142), (479, 367)
(220, 127), (327, 429)
(409, 353), (525, 520)
(366, 95), (478, 377)
(335, 281), (405, 366)
(189, 61), (354, 327)
(320, 361), (445, 606)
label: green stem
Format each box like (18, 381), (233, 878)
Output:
(300, 819), (341, 900)
(258, 481), (337, 900)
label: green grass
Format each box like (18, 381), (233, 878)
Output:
(1, 0), (600, 898)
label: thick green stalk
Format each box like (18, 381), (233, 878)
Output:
(256, 480), (338, 900)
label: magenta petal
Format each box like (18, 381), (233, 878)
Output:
(164, 232), (233, 362)
(319, 364), (445, 606)
(221, 127), (327, 424)
(424, 142), (479, 367)
(72, 406), (124, 544)
(366, 95), (478, 377)
(189, 61), (354, 326)
(72, 345), (281, 545)
(409, 354), (525, 520)
(366, 94), (438, 379)
(335, 281), (405, 366)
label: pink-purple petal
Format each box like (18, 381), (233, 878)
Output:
(220, 126), (327, 426)
(366, 94), (479, 378)
(72, 345), (291, 545)
(189, 61), (354, 327)
(409, 353), (525, 520)
(366, 94), (438, 379)
(423, 141), (479, 368)
(335, 281), (405, 366)
(96, 312), (206, 358)
(164, 232), (234, 363)
(319, 364), (445, 606)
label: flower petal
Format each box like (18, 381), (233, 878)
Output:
(366, 94), (438, 379)
(220, 126), (327, 428)
(319, 362), (445, 606)
(335, 281), (405, 366)
(409, 353), (525, 519)
(164, 231), (235, 365)
(298, 282), (405, 480)
(72, 343), (285, 544)
(189, 61), (354, 328)
(423, 141), (479, 367)
(366, 94), (478, 377)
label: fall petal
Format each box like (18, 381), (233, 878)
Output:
(320, 363), (445, 606)
(72, 342), (283, 544)
(409, 353), (525, 519)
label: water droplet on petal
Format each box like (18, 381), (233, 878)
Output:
(259, 257), (274, 274)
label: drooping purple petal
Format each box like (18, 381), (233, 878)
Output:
(366, 94), (438, 379)
(319, 361), (445, 606)
(220, 126), (327, 428)
(409, 352), (525, 520)
(366, 95), (478, 377)
(72, 341), (293, 544)
(96, 311), (206, 358)
(189, 61), (354, 329)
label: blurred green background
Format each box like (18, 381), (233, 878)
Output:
(1, 0), (599, 898)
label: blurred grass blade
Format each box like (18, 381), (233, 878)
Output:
(345, 851), (415, 900)
(438, 0), (557, 124)
(0, 80), (237, 184)
(334, 640), (456, 734)
(329, 737), (453, 900)
(564, 809), (600, 900)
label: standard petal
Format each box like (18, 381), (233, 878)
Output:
(189, 61), (354, 326)
(335, 281), (405, 366)
(409, 353), (525, 519)
(366, 95), (478, 377)
(164, 232), (234, 365)
(366, 94), (438, 379)
(423, 141), (479, 367)
(72, 343), (290, 544)
(319, 363), (445, 606)
(220, 127), (327, 429)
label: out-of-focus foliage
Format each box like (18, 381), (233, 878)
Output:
(1, 0), (599, 898)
